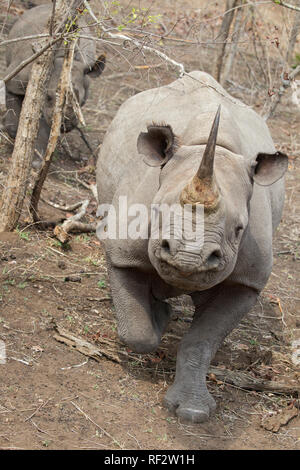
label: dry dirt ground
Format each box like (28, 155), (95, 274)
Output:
(0, 0), (299, 450)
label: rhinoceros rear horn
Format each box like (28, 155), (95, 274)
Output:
(85, 54), (106, 78)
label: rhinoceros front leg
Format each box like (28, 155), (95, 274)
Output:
(108, 263), (172, 353)
(164, 282), (259, 423)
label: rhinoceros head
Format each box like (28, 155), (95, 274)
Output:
(137, 106), (288, 291)
(43, 54), (106, 131)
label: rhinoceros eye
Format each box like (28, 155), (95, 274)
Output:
(235, 224), (243, 238)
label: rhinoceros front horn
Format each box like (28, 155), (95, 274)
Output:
(180, 105), (221, 211)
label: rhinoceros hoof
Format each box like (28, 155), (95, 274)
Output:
(163, 385), (216, 423)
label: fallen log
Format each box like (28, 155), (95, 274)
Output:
(53, 325), (299, 397)
(208, 367), (299, 396)
(53, 324), (121, 364)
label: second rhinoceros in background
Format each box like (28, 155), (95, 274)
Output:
(3, 4), (105, 167)
(96, 71), (288, 423)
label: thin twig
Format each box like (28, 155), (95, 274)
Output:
(75, 126), (98, 163)
(2, 36), (63, 84)
(83, 0), (186, 77)
(0, 34), (50, 48)
(264, 65), (300, 120)
(24, 398), (52, 422)
(271, 0), (300, 13)
(70, 401), (123, 448)
(41, 198), (87, 212)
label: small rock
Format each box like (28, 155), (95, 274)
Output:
(64, 275), (81, 283)
(58, 260), (66, 270)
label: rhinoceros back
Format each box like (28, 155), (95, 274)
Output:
(6, 4), (96, 95)
(97, 71), (275, 205)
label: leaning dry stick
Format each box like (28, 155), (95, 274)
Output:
(30, 38), (78, 223)
(75, 126), (98, 164)
(2, 35), (63, 85)
(221, 0), (245, 86)
(212, 0), (238, 82)
(67, 85), (86, 128)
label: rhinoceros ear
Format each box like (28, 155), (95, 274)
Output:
(252, 151), (288, 186)
(137, 124), (178, 167)
(85, 54), (106, 78)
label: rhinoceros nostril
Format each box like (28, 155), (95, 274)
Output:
(207, 249), (222, 266)
(160, 239), (180, 258)
(161, 239), (170, 254)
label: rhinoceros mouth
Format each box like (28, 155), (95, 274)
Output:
(156, 257), (224, 290)
(155, 247), (225, 275)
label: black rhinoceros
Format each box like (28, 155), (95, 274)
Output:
(96, 71), (288, 423)
(3, 4), (105, 167)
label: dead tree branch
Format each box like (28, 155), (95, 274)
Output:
(30, 38), (78, 223)
(286, 8), (300, 64)
(2, 35), (63, 85)
(0, 80), (5, 112)
(221, 0), (245, 86)
(0, 34), (50, 48)
(0, 40), (56, 232)
(41, 198), (86, 212)
(271, 0), (300, 12)
(83, 0), (186, 77)
(49, 0), (57, 36)
(53, 199), (96, 243)
(212, 0), (239, 82)
(263, 65), (300, 120)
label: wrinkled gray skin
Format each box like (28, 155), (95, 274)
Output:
(96, 71), (288, 423)
(4, 4), (105, 167)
